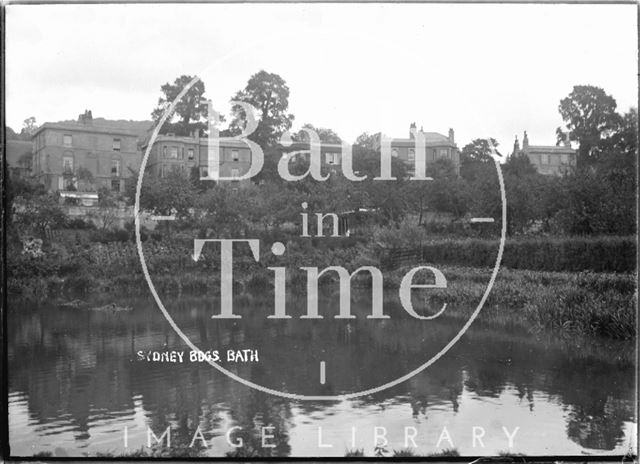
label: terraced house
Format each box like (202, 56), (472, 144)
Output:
(142, 132), (253, 181)
(143, 133), (344, 181)
(31, 111), (143, 194)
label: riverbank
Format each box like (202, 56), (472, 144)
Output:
(8, 254), (636, 340)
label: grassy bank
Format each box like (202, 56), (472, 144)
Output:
(7, 233), (636, 340)
(382, 235), (636, 273)
(382, 265), (636, 340)
(8, 255), (636, 340)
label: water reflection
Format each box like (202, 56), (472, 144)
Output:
(7, 293), (637, 457)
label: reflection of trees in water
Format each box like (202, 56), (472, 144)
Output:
(8, 296), (637, 455)
(224, 391), (293, 457)
(566, 398), (631, 451)
(456, 329), (636, 450)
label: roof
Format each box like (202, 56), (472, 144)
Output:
(524, 145), (576, 154)
(5, 140), (32, 166)
(384, 131), (456, 147)
(284, 141), (343, 152)
(144, 135), (251, 149)
(33, 121), (140, 138)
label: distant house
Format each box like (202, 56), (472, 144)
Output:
(5, 140), (33, 178)
(512, 131), (577, 176)
(31, 110), (145, 193)
(375, 123), (460, 175)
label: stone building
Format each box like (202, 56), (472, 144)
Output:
(31, 111), (143, 193)
(512, 131), (577, 176)
(142, 133), (345, 182)
(142, 132), (253, 180)
(376, 123), (460, 175)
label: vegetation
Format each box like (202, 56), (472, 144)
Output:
(6, 79), (637, 343)
(151, 74), (208, 136)
(377, 233), (636, 273)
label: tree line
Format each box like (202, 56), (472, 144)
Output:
(142, 74), (636, 238)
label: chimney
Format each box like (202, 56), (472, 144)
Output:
(523, 131), (529, 149)
(409, 122), (416, 139)
(78, 110), (93, 124)
(563, 132), (571, 147)
(448, 128), (454, 143)
(513, 135), (520, 155)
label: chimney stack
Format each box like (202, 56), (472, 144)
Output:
(513, 135), (520, 155)
(523, 131), (529, 149)
(409, 122), (417, 139)
(78, 109), (93, 124)
(448, 128), (454, 143)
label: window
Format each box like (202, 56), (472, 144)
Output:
(325, 152), (338, 165)
(170, 147), (179, 159)
(111, 159), (121, 176)
(561, 154), (569, 164)
(63, 134), (72, 147)
(111, 179), (121, 192)
(408, 148), (415, 161)
(161, 164), (166, 177)
(439, 149), (449, 159)
(63, 155), (74, 172)
(163, 146), (168, 158)
(188, 148), (195, 161)
(231, 150), (239, 161)
(200, 167), (208, 178)
(541, 154), (549, 165)
(231, 168), (240, 179)
(392, 149), (399, 158)
(113, 138), (121, 151)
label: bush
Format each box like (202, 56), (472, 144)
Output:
(66, 217), (95, 229)
(90, 228), (130, 243)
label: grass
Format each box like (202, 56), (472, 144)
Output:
(8, 236), (636, 340)
(428, 448), (460, 457)
(382, 265), (636, 340)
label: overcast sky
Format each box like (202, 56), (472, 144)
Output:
(6, 3), (638, 150)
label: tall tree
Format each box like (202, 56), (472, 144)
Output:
(608, 107), (638, 157)
(20, 117), (38, 138)
(459, 138), (497, 183)
(556, 85), (622, 167)
(353, 132), (380, 151)
(228, 70), (295, 149)
(151, 75), (208, 136)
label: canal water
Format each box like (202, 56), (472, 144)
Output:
(7, 292), (637, 457)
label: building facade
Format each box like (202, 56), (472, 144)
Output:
(378, 123), (460, 175)
(512, 131), (577, 176)
(143, 134), (344, 181)
(31, 111), (142, 193)
(143, 133), (254, 181)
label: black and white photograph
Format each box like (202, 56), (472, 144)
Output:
(2, 2), (638, 460)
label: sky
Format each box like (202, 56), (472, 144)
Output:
(5, 3), (638, 151)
